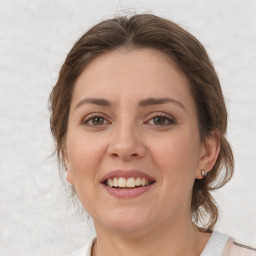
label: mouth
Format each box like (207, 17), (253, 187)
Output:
(100, 170), (156, 197)
(103, 177), (155, 189)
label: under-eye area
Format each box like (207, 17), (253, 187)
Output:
(102, 177), (155, 189)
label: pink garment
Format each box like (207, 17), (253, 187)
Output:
(69, 231), (256, 256)
(200, 231), (256, 256)
(222, 238), (256, 256)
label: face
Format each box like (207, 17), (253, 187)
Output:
(64, 48), (209, 235)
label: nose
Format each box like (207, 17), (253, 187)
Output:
(107, 123), (146, 161)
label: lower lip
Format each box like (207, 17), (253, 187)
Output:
(101, 183), (154, 198)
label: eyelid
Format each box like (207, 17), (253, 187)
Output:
(145, 112), (176, 125)
(80, 111), (176, 126)
(81, 112), (111, 126)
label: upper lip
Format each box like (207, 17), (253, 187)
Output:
(100, 169), (155, 183)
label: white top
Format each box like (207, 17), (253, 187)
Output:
(69, 231), (256, 256)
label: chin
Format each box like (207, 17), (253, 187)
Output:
(95, 207), (154, 235)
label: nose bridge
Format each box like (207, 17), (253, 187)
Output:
(108, 115), (145, 159)
(115, 119), (137, 145)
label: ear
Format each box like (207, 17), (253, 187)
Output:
(63, 147), (74, 185)
(195, 130), (220, 179)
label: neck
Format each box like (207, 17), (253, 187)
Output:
(92, 217), (209, 256)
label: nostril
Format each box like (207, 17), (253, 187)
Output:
(110, 152), (139, 159)
(108, 141), (146, 160)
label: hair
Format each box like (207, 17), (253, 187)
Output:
(49, 13), (234, 231)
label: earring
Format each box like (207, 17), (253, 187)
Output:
(201, 169), (208, 178)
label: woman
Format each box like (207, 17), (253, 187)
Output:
(49, 14), (256, 256)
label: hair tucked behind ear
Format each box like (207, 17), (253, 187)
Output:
(49, 13), (234, 230)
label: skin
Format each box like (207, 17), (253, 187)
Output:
(64, 48), (220, 256)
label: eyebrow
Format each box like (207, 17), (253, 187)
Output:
(74, 97), (185, 111)
(138, 97), (185, 110)
(74, 98), (111, 110)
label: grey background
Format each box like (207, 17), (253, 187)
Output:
(0, 0), (256, 255)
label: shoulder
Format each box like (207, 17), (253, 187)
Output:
(223, 237), (256, 256)
(228, 241), (256, 256)
(201, 231), (256, 256)
(67, 237), (96, 256)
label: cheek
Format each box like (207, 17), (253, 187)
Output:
(148, 129), (201, 184)
(65, 131), (109, 210)
(66, 131), (107, 181)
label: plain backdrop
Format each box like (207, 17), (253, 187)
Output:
(0, 0), (256, 255)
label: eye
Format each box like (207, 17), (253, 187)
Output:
(147, 114), (175, 126)
(82, 115), (108, 126)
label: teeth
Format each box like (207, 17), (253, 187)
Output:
(119, 177), (127, 187)
(135, 177), (141, 186)
(127, 177), (135, 188)
(106, 177), (152, 188)
(113, 177), (118, 187)
(107, 179), (113, 187)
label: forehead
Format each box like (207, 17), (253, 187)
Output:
(71, 48), (193, 108)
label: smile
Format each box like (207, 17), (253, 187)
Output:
(100, 169), (156, 198)
(105, 177), (154, 188)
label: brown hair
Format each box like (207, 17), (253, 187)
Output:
(49, 13), (234, 231)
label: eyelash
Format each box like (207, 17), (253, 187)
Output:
(82, 114), (109, 126)
(146, 113), (176, 126)
(81, 113), (176, 127)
